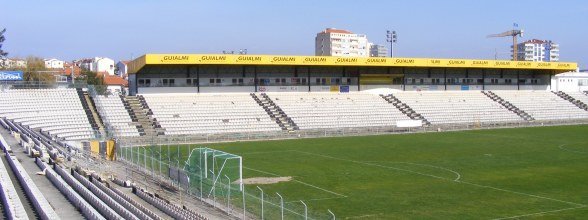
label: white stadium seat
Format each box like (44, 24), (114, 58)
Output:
(493, 90), (588, 120)
(141, 93), (282, 135)
(392, 91), (523, 124)
(267, 92), (410, 129)
(0, 88), (95, 140)
(94, 95), (141, 137)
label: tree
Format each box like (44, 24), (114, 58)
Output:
(0, 28), (7, 68)
(23, 56), (54, 84)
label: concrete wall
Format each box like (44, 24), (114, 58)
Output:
(199, 86), (255, 93)
(360, 84), (403, 91)
(258, 86), (309, 92)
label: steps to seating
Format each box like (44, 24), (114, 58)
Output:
(380, 94), (430, 126)
(140, 93), (281, 135)
(252, 93), (299, 131)
(553, 91), (588, 111)
(492, 90), (588, 120)
(124, 96), (165, 136)
(393, 91), (523, 125)
(267, 93), (409, 129)
(77, 89), (106, 137)
(482, 91), (534, 121)
(93, 95), (142, 137)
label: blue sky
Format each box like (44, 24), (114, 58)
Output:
(2, 0), (587, 68)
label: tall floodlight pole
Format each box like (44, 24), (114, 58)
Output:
(386, 30), (398, 57)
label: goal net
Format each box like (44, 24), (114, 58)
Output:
(183, 147), (243, 198)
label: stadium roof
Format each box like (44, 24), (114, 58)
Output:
(128, 54), (578, 74)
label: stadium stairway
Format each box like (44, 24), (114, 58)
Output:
(481, 91), (534, 121)
(552, 91), (588, 111)
(119, 96), (148, 136)
(124, 96), (165, 136)
(76, 88), (106, 137)
(251, 93), (299, 131)
(380, 94), (431, 125)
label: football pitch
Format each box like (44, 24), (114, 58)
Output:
(140, 125), (588, 219)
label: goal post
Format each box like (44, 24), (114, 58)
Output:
(184, 147), (243, 197)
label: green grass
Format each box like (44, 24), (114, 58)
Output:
(129, 125), (588, 219)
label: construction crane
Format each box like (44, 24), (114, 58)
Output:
(488, 29), (524, 61)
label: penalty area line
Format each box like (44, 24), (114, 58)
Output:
(243, 166), (348, 198)
(492, 205), (587, 220)
(292, 150), (585, 207)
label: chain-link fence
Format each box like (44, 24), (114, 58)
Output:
(116, 119), (588, 147)
(114, 119), (588, 219)
(116, 143), (335, 219)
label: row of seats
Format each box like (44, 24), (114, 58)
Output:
(0, 134), (60, 220)
(94, 95), (141, 137)
(134, 187), (207, 220)
(142, 93), (282, 135)
(0, 89), (95, 140)
(493, 90), (588, 120)
(392, 91), (523, 124)
(267, 92), (410, 129)
(566, 91), (588, 106)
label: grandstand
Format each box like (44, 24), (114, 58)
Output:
(141, 93), (282, 135)
(0, 88), (96, 141)
(267, 92), (409, 129)
(94, 95), (141, 137)
(391, 91), (523, 124)
(493, 90), (588, 120)
(0, 53), (586, 219)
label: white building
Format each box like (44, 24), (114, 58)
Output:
(115, 61), (130, 77)
(93, 57), (115, 75)
(44, 58), (64, 69)
(551, 72), (588, 92)
(513, 39), (559, 62)
(0, 58), (27, 69)
(315, 28), (370, 57)
(369, 43), (388, 57)
(78, 57), (115, 75)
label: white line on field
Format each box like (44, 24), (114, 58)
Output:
(285, 196), (346, 204)
(239, 150), (297, 155)
(292, 150), (586, 207)
(244, 166), (347, 198)
(456, 180), (585, 207)
(344, 213), (384, 219)
(491, 205), (587, 220)
(557, 144), (588, 154)
(364, 161), (461, 181)
(293, 150), (452, 181)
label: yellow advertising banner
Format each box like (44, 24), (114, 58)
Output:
(128, 54), (578, 74)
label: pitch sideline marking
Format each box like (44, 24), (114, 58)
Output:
(557, 144), (588, 154)
(238, 149), (297, 155)
(293, 150), (453, 182)
(284, 196), (347, 204)
(364, 161), (461, 181)
(344, 213), (384, 219)
(244, 166), (348, 198)
(491, 205), (587, 220)
(292, 150), (586, 207)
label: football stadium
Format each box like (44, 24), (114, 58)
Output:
(1, 52), (587, 219)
